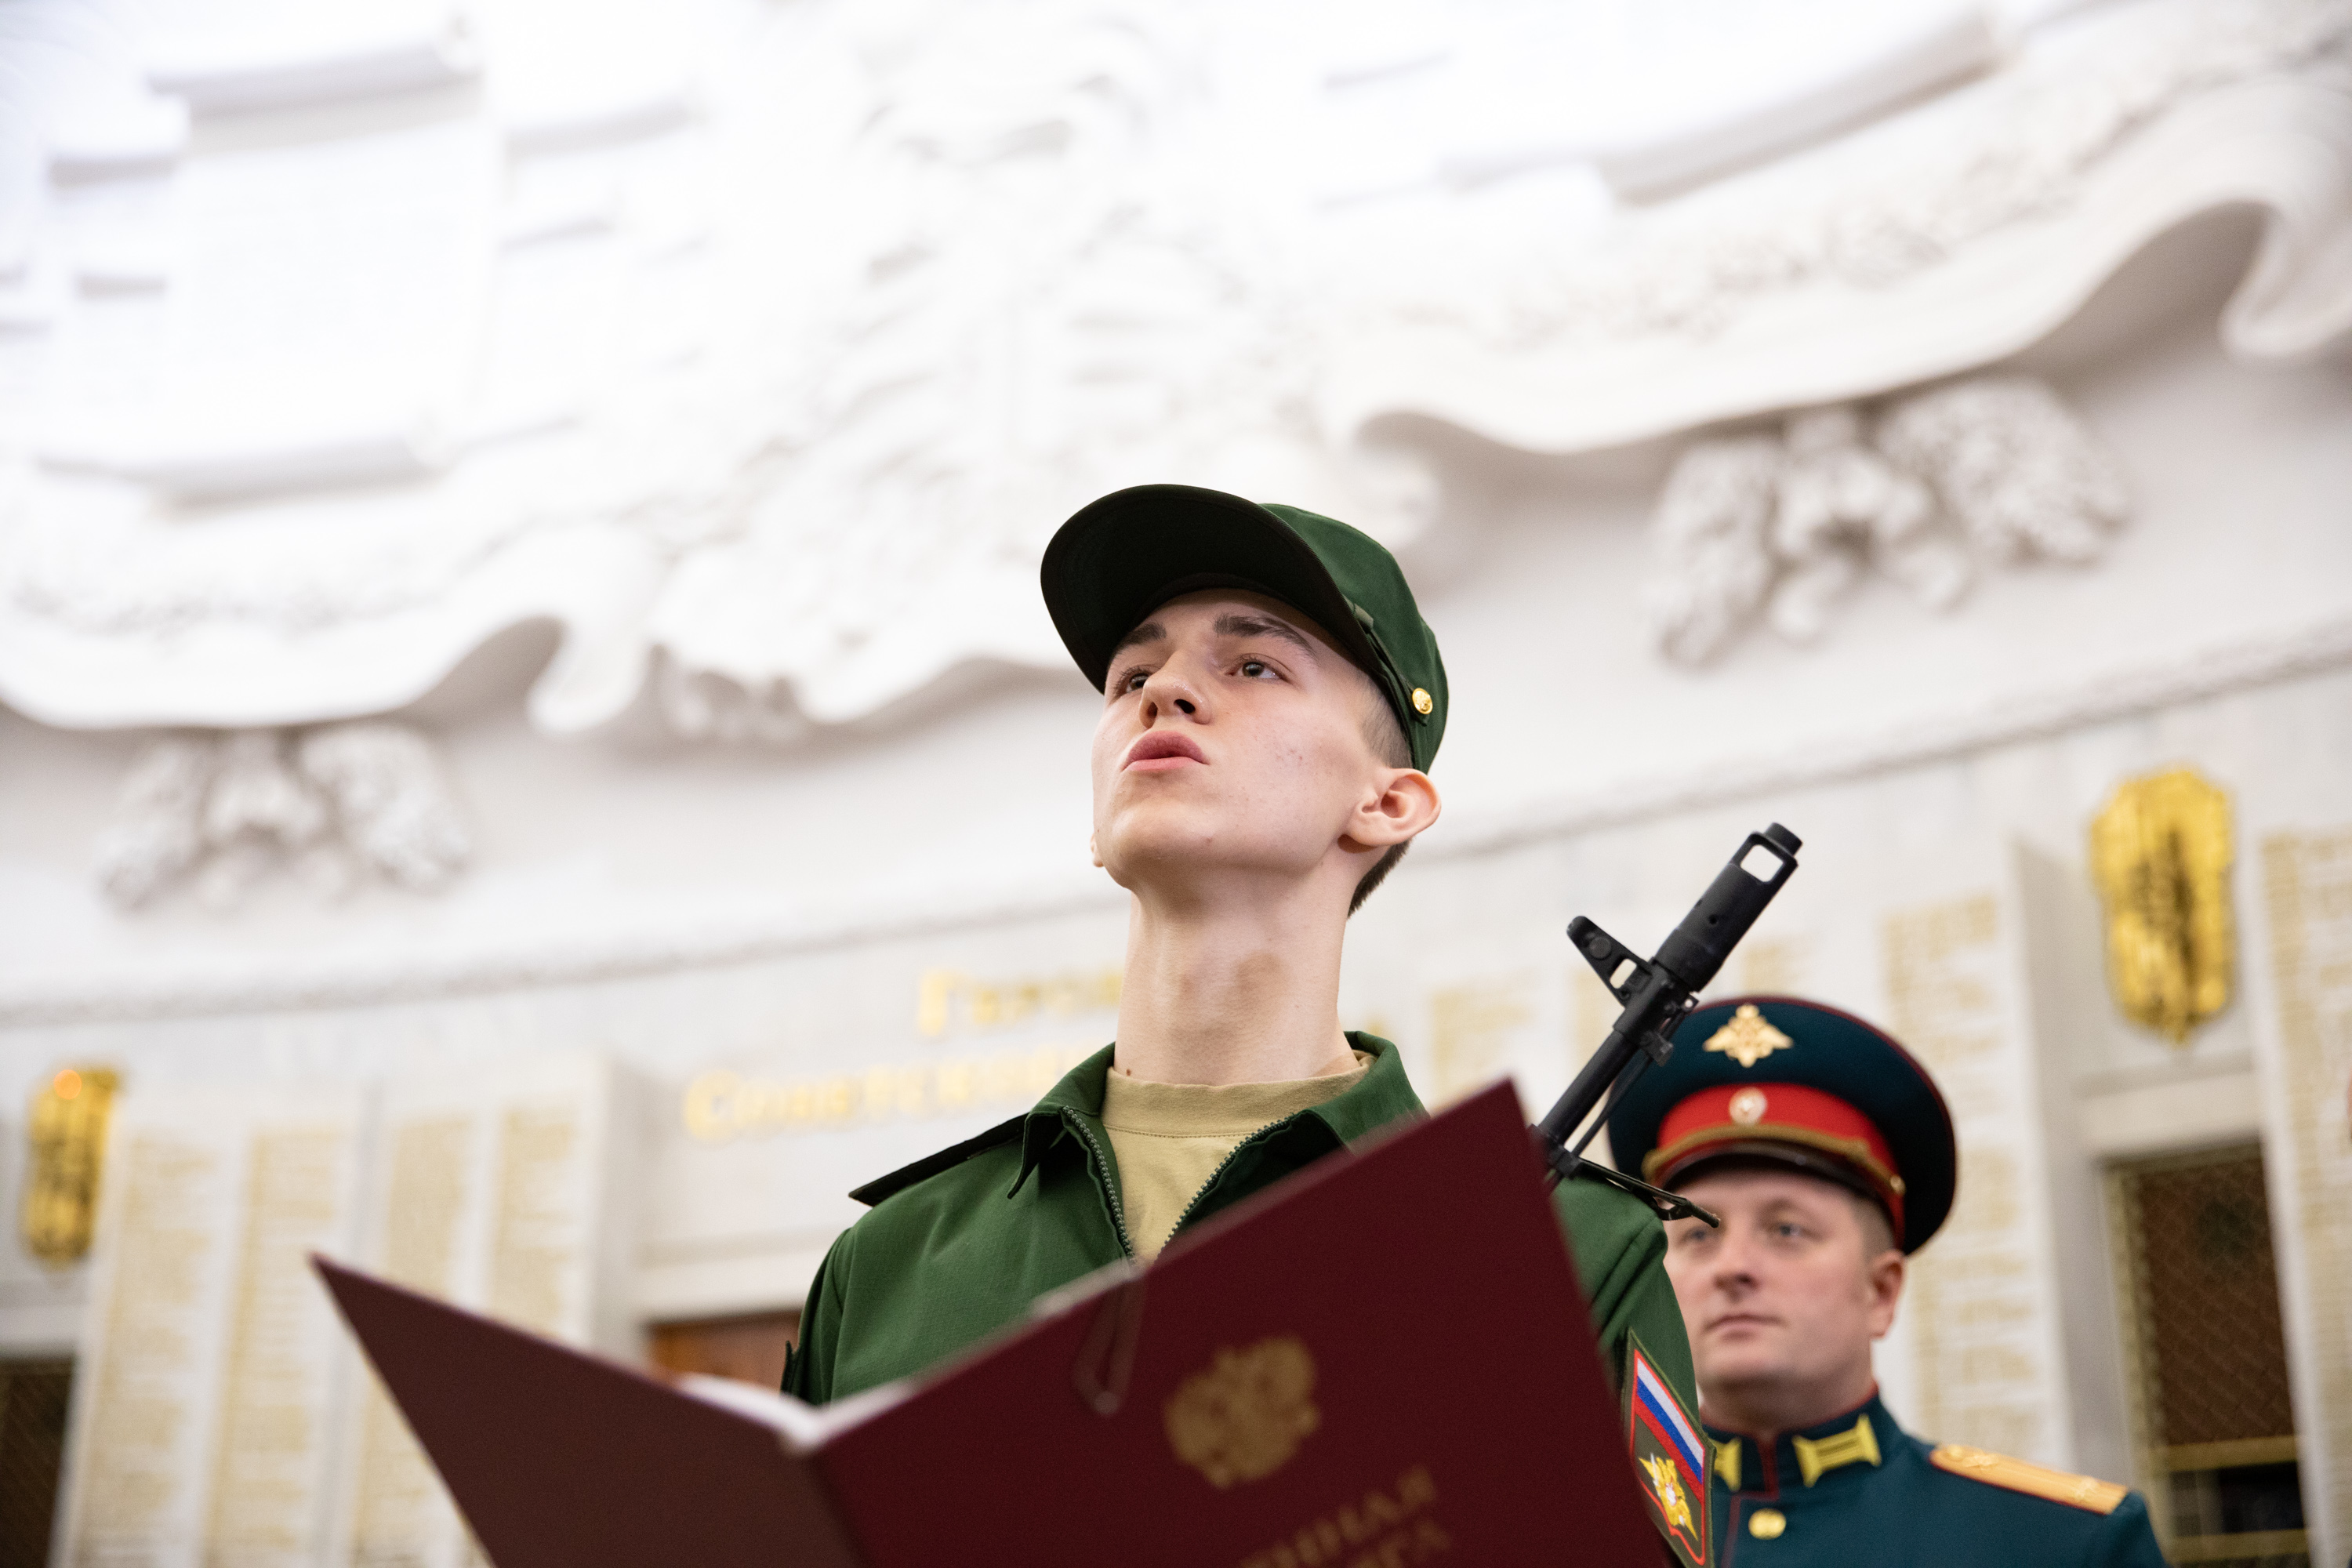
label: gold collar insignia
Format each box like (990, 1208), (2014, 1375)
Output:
(1794, 1414), (1882, 1486)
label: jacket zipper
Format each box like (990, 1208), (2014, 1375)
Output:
(1065, 1113), (1139, 1260)
(1165, 1114), (1301, 1240)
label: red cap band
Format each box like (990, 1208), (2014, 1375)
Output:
(1643, 1082), (1907, 1233)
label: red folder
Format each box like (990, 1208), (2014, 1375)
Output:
(317, 1080), (1664, 1566)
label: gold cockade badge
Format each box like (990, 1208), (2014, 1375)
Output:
(2089, 768), (2234, 1045)
(1163, 1335), (1321, 1489)
(1704, 1004), (1792, 1069)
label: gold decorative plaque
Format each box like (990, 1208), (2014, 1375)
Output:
(1163, 1335), (1321, 1489)
(2089, 768), (2234, 1044)
(21, 1066), (121, 1267)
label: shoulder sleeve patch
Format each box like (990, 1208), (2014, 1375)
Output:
(847, 1113), (1028, 1207)
(1625, 1334), (1712, 1568)
(1929, 1445), (2130, 1515)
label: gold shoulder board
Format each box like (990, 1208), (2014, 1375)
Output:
(1929, 1445), (2129, 1515)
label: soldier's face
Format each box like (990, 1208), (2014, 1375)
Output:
(1663, 1168), (1905, 1421)
(1088, 590), (1435, 901)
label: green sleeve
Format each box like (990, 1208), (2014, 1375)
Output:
(781, 1228), (854, 1405)
(1549, 1176), (1699, 1414)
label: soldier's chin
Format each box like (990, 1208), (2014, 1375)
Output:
(1102, 815), (1321, 881)
(1697, 1334), (1787, 1381)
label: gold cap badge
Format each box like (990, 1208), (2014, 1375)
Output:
(1705, 1004), (1793, 1069)
(1729, 1087), (1768, 1125)
(1410, 688), (1434, 716)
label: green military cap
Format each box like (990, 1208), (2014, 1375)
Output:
(1040, 484), (1448, 771)
(1606, 996), (1958, 1253)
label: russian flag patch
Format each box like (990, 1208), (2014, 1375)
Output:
(1625, 1335), (1710, 1567)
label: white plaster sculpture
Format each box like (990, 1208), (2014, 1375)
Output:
(1647, 376), (2127, 663)
(92, 723), (470, 909)
(0, 0), (2345, 739)
(1875, 377), (2132, 568)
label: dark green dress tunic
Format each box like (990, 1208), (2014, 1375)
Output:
(1706, 1393), (2168, 1567)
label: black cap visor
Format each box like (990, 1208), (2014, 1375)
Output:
(1042, 485), (1395, 705)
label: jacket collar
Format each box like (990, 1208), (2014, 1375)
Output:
(1705, 1389), (1899, 1495)
(1013, 1032), (1425, 1192)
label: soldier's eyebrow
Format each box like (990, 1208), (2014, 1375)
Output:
(1109, 620), (1167, 662)
(1214, 613), (1313, 655)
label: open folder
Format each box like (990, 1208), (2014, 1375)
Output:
(315, 1080), (1670, 1567)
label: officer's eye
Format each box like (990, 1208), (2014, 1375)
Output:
(1239, 659), (1274, 680)
(1114, 666), (1150, 694)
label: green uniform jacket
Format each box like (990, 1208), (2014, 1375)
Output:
(1707, 1393), (2168, 1567)
(784, 1035), (1697, 1420)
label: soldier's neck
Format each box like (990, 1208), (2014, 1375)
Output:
(1111, 872), (1356, 1087)
(1701, 1367), (1881, 1442)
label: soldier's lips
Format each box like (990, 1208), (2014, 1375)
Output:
(1125, 731), (1207, 771)
(1705, 1312), (1778, 1337)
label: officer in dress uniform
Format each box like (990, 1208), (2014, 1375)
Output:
(1608, 996), (2169, 1567)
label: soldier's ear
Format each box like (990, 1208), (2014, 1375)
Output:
(1865, 1250), (1906, 1341)
(1345, 768), (1439, 851)
(1088, 833), (1103, 869)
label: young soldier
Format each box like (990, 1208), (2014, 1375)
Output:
(1609, 996), (2167, 1566)
(784, 484), (1697, 1442)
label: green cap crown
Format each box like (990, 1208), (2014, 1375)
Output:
(1040, 485), (1447, 771)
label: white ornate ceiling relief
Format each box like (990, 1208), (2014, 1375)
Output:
(1646, 376), (2128, 662)
(93, 721), (470, 909)
(0, 0), (2347, 742)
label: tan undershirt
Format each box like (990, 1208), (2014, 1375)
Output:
(1100, 1051), (1370, 1261)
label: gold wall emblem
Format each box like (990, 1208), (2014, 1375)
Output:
(1704, 1004), (1792, 1069)
(21, 1067), (120, 1268)
(1163, 1335), (1320, 1488)
(2089, 768), (2234, 1044)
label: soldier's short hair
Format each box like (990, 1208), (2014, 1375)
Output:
(1853, 1189), (1897, 1260)
(1349, 684), (1412, 916)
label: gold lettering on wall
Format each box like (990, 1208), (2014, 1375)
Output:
(347, 1116), (470, 1565)
(488, 1109), (579, 1336)
(684, 1044), (1098, 1144)
(916, 967), (1121, 1038)
(74, 1133), (223, 1544)
(1739, 935), (1813, 995)
(2261, 826), (2352, 1552)
(1885, 893), (2049, 1459)
(2091, 768), (2234, 1044)
(1428, 979), (1531, 1105)
(204, 1127), (350, 1562)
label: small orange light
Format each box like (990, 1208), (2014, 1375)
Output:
(52, 1069), (80, 1102)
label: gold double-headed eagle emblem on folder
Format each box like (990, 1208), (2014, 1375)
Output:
(1164, 1336), (1322, 1489)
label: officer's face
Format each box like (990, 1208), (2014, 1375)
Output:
(1089, 590), (1436, 900)
(1663, 1168), (1905, 1424)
